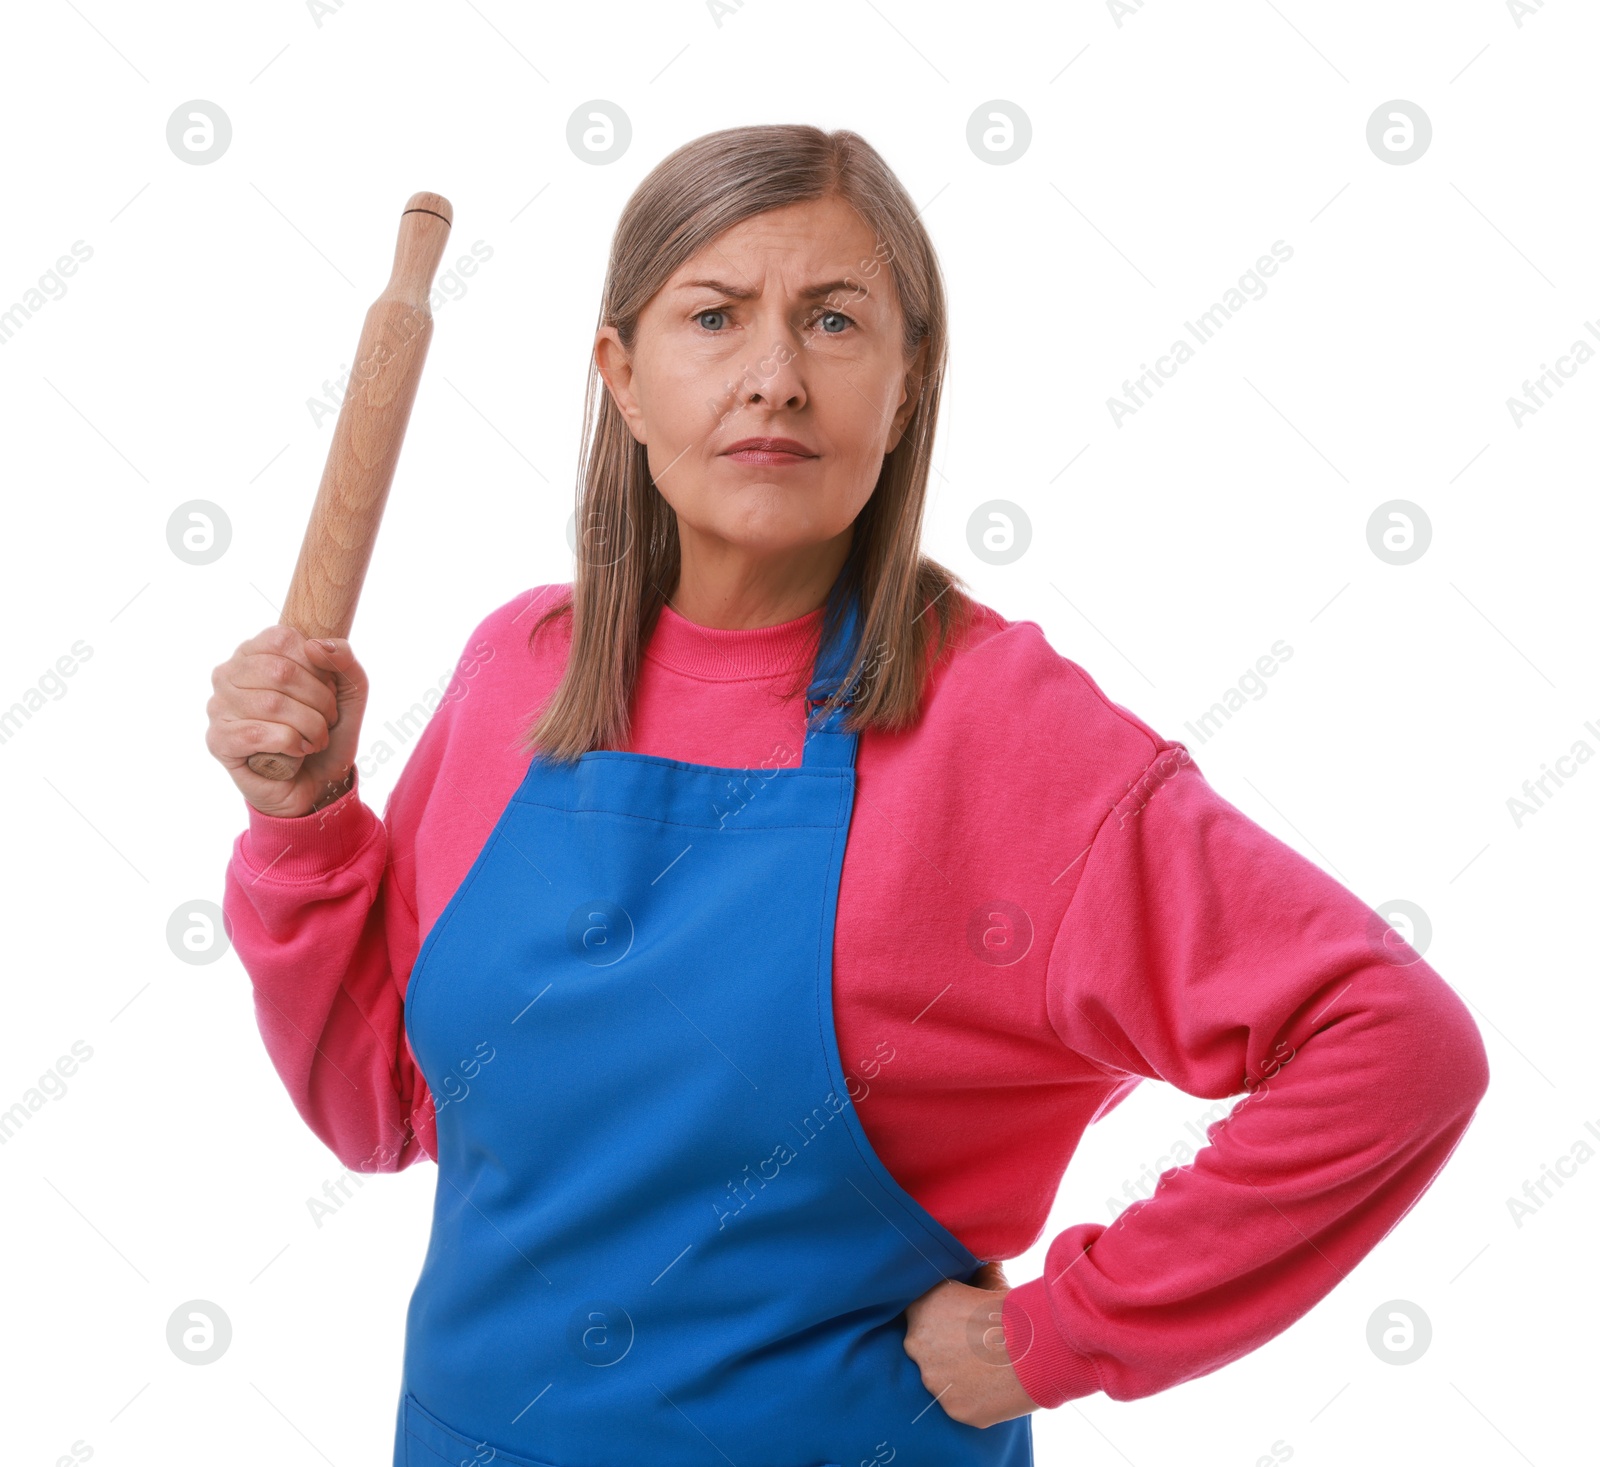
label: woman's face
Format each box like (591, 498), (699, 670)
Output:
(595, 194), (924, 567)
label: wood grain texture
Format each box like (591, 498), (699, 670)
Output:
(247, 192), (452, 781)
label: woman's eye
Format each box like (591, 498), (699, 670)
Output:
(815, 310), (853, 334)
(695, 309), (729, 331)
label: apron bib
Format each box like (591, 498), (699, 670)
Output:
(397, 589), (1033, 1467)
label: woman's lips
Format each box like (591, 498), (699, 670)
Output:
(721, 437), (818, 466)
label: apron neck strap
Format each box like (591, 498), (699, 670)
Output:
(801, 583), (862, 771)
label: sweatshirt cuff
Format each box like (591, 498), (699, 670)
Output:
(239, 767), (379, 881)
(1002, 1274), (1104, 1408)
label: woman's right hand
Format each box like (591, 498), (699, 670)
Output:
(207, 626), (370, 819)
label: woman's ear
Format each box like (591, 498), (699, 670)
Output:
(885, 337), (928, 453)
(595, 326), (648, 445)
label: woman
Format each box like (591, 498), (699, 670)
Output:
(211, 125), (1489, 1465)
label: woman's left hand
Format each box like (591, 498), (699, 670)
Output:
(901, 1260), (1038, 1426)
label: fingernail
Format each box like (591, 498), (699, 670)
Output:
(317, 639), (337, 651)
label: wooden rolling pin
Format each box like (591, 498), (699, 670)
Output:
(247, 191), (453, 780)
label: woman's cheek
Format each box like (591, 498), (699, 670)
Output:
(641, 373), (701, 448)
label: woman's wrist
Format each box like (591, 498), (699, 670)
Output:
(309, 766), (356, 812)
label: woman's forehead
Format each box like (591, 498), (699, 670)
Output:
(674, 197), (882, 281)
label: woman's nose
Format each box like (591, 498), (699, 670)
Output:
(740, 332), (808, 410)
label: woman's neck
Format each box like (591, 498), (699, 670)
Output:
(669, 521), (854, 629)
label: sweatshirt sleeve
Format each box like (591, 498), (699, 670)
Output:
(1000, 741), (1491, 1406)
(223, 716), (447, 1176)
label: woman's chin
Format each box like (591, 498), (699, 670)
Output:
(678, 495), (849, 552)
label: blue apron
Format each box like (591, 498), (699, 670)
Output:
(397, 587), (1033, 1467)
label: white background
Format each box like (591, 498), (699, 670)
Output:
(1, 1), (1593, 1463)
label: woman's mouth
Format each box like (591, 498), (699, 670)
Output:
(720, 437), (818, 466)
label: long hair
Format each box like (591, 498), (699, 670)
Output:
(521, 123), (976, 762)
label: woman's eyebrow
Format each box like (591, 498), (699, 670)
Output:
(800, 278), (869, 303)
(675, 278), (754, 298)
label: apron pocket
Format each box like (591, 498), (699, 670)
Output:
(403, 1391), (849, 1467)
(402, 1391), (563, 1467)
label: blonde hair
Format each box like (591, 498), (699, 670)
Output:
(522, 122), (975, 762)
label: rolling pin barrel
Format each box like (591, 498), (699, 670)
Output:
(246, 192), (453, 781)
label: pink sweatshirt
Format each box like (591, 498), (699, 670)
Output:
(223, 583), (1489, 1409)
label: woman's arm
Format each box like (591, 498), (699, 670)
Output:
(220, 668), (467, 1175)
(1001, 744), (1491, 1406)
